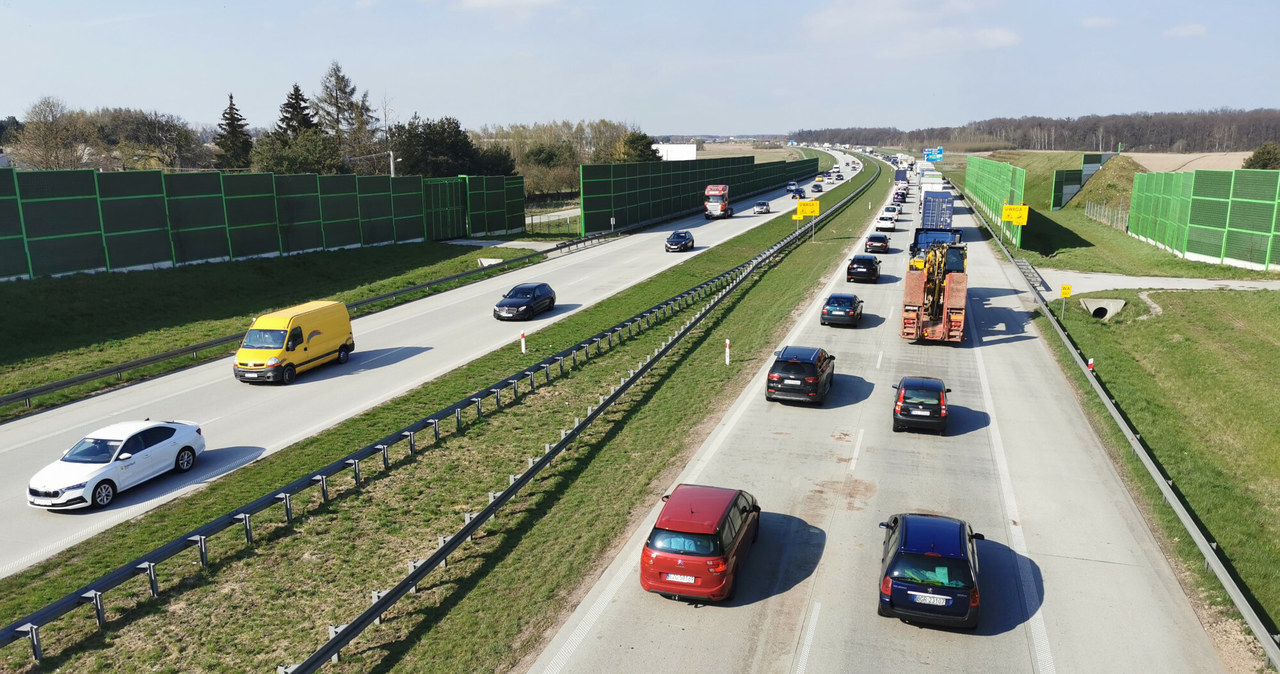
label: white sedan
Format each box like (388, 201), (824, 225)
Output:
(27, 420), (205, 509)
(753, 200), (771, 214)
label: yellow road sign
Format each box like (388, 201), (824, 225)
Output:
(1061, 284), (1072, 298)
(1002, 204), (1030, 226)
(792, 214), (805, 220)
(797, 200), (820, 217)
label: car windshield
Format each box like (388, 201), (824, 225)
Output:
(242, 329), (286, 350)
(903, 387), (941, 404)
(707, 195), (726, 204)
(508, 288), (534, 299)
(648, 528), (721, 557)
(63, 437), (122, 464)
(756, 201), (768, 207)
(888, 552), (974, 588)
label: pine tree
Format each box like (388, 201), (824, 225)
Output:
(312, 61), (357, 146)
(275, 83), (317, 140)
(213, 93), (252, 169)
(1243, 141), (1280, 170)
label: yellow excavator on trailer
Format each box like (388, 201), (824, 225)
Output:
(901, 242), (967, 342)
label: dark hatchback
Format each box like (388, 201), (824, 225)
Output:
(766, 346), (835, 405)
(493, 282), (556, 321)
(665, 230), (695, 252)
(878, 513), (983, 629)
(846, 255), (881, 283)
(893, 191), (907, 203)
(865, 234), (890, 254)
(891, 376), (950, 434)
(820, 293), (863, 327)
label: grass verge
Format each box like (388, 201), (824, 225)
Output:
(0, 167), (888, 671)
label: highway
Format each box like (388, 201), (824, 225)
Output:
(0, 161), (840, 578)
(529, 173), (1226, 672)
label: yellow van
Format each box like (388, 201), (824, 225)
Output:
(233, 301), (355, 384)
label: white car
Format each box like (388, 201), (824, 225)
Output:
(875, 215), (897, 232)
(884, 205), (901, 216)
(753, 200), (771, 214)
(28, 420), (206, 509)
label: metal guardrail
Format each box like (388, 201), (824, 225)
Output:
(961, 183), (1280, 670)
(0, 162), (880, 665)
(0, 232), (618, 411)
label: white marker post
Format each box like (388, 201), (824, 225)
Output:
(725, 338), (731, 365)
(520, 330), (526, 354)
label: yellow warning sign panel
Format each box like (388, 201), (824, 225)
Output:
(1061, 285), (1072, 298)
(797, 200), (820, 217)
(792, 214), (805, 220)
(1002, 204), (1030, 226)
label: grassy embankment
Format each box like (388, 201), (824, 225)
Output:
(0, 164), (888, 672)
(950, 150), (1278, 661)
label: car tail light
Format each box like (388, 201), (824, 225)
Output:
(822, 308), (829, 315)
(804, 376), (818, 384)
(894, 388), (904, 413)
(768, 373), (781, 382)
(196, 427), (202, 435)
(709, 560), (728, 574)
(939, 391), (947, 417)
(970, 587), (980, 607)
(880, 575), (892, 596)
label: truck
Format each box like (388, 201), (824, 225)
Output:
(894, 169), (908, 184)
(908, 227), (962, 257)
(919, 191), (954, 229)
(901, 242), (967, 343)
(704, 185), (733, 219)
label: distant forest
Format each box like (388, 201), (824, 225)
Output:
(792, 108), (1280, 154)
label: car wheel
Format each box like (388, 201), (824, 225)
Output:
(280, 364), (296, 385)
(548, 299), (556, 312)
(174, 447), (196, 473)
(337, 346), (350, 365)
(92, 481), (116, 508)
(892, 422), (904, 432)
(877, 602), (891, 617)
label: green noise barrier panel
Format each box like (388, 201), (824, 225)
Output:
(964, 156), (1026, 247)
(0, 168), (522, 280)
(1051, 152), (1117, 210)
(1129, 168), (1280, 270)
(578, 156), (818, 235)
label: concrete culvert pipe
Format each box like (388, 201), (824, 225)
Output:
(1079, 299), (1126, 321)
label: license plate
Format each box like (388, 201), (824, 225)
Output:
(910, 409), (931, 416)
(911, 593), (948, 606)
(32, 498), (52, 506)
(243, 372), (258, 378)
(785, 379), (801, 385)
(831, 310), (845, 315)
(665, 573), (695, 584)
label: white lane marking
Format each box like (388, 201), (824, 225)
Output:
(967, 315), (1056, 673)
(540, 555), (636, 674)
(875, 350), (883, 369)
(793, 602), (822, 674)
(849, 428), (864, 475)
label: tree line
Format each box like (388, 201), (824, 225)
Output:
(793, 108), (1280, 156)
(2, 60), (661, 190)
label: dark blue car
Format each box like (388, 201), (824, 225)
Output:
(877, 513), (983, 629)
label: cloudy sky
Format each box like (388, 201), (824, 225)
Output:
(2, 0), (1275, 135)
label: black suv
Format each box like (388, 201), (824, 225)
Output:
(766, 346), (835, 405)
(665, 230), (695, 252)
(877, 513), (984, 629)
(847, 255), (881, 283)
(891, 376), (950, 434)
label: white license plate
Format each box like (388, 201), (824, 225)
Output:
(665, 573), (695, 584)
(785, 379), (802, 385)
(831, 311), (845, 315)
(243, 372), (258, 378)
(32, 498), (52, 506)
(911, 593), (948, 606)
(910, 409), (931, 416)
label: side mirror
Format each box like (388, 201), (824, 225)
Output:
(891, 383), (900, 389)
(945, 388), (952, 393)
(661, 494), (670, 502)
(117, 453), (133, 461)
(751, 504), (762, 513)
(878, 521), (890, 530)
(971, 532), (985, 541)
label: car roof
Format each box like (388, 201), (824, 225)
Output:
(852, 254), (877, 262)
(756, 200), (769, 204)
(896, 513), (970, 558)
(85, 420), (169, 440)
(669, 230), (690, 236)
(868, 234), (888, 240)
(899, 376), (945, 390)
(776, 345), (822, 362)
(655, 484), (738, 534)
(511, 282), (544, 291)
(825, 293), (858, 302)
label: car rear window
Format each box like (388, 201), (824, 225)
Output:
(826, 297), (852, 307)
(648, 528), (721, 557)
(903, 388), (941, 404)
(772, 362), (815, 377)
(888, 552), (974, 588)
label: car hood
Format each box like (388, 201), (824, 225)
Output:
(30, 459), (106, 490)
(496, 297), (533, 308)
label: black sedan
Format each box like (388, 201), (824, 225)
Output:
(865, 234), (890, 254)
(820, 293), (864, 327)
(665, 230), (695, 252)
(791, 188), (807, 199)
(494, 282), (556, 320)
(812, 183), (824, 193)
(847, 255), (881, 283)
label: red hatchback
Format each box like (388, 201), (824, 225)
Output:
(640, 484), (761, 601)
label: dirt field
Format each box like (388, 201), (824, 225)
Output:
(1122, 152), (1249, 172)
(697, 142), (800, 163)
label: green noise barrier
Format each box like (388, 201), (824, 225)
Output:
(577, 156), (819, 235)
(1129, 168), (1280, 270)
(1051, 152), (1117, 210)
(0, 168), (524, 280)
(964, 156), (1026, 248)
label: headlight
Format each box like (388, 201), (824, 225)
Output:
(65, 482), (87, 491)
(516, 305), (530, 312)
(266, 357), (280, 367)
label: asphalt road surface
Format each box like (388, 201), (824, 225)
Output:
(529, 177), (1225, 673)
(0, 159), (848, 578)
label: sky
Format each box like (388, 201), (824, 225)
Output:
(2, 0), (1277, 136)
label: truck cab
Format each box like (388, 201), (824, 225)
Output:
(704, 185), (733, 219)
